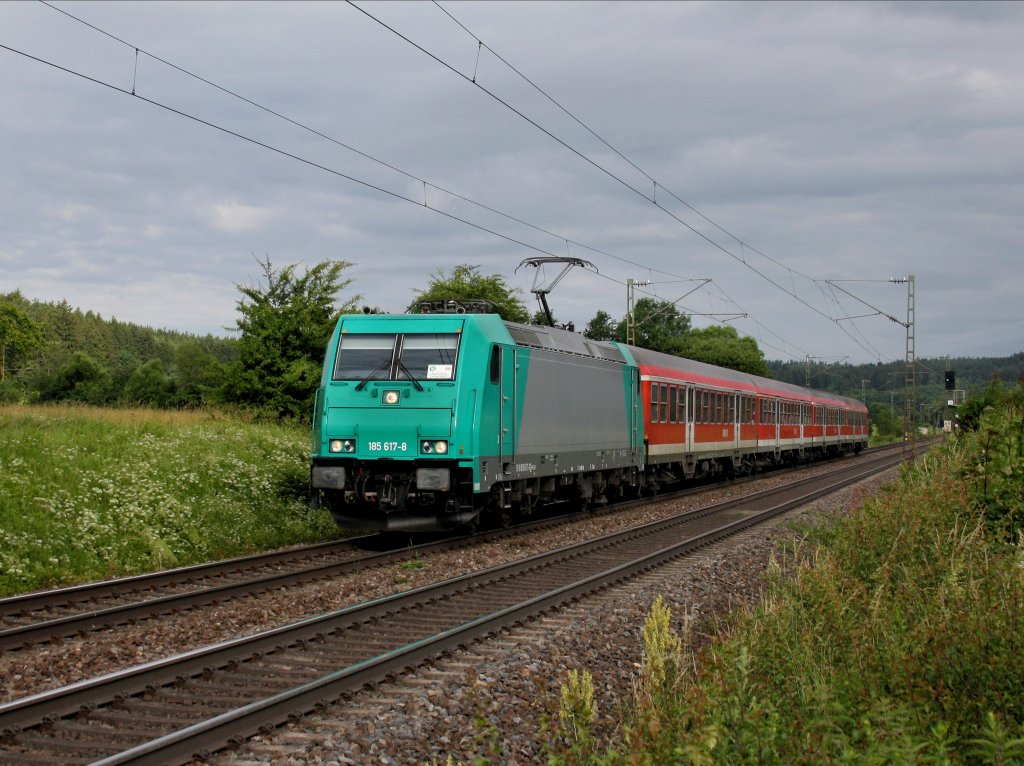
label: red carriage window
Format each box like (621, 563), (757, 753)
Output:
(651, 383), (658, 423)
(660, 384), (669, 422)
(669, 386), (677, 424)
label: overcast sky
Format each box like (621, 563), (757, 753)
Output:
(1, 1), (1021, 365)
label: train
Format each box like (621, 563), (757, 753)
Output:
(310, 304), (868, 532)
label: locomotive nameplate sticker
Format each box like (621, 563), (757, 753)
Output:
(427, 364), (454, 379)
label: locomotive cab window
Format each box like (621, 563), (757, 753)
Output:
(333, 334), (396, 381)
(333, 333), (460, 382)
(400, 334), (459, 380)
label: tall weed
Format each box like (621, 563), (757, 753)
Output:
(958, 387), (1024, 542)
(551, 391), (1024, 764)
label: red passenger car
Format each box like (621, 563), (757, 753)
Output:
(627, 345), (868, 483)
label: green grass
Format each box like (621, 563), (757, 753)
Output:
(0, 404), (338, 596)
(541, 389), (1024, 766)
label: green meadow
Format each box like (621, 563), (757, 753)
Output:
(0, 405), (338, 596)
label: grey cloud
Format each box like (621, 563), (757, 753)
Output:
(0, 0), (1020, 362)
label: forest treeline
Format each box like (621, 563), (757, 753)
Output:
(2, 259), (1020, 429)
(769, 354), (1024, 436)
(0, 291), (237, 409)
(0, 258), (356, 418)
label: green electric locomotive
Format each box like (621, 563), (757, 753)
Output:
(310, 306), (643, 532)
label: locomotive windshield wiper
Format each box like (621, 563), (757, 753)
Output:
(397, 360), (425, 391)
(354, 361), (390, 391)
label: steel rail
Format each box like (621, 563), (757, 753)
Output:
(0, 537), (373, 614)
(97, 449), (916, 766)
(0, 443), (911, 651)
(0, 445), (919, 765)
(0, 539), (416, 650)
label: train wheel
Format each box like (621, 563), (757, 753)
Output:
(488, 484), (516, 528)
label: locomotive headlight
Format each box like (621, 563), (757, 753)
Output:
(434, 440), (448, 455)
(329, 439), (356, 454)
(421, 439), (448, 455)
(383, 390), (400, 405)
(329, 439), (343, 453)
(421, 440), (433, 454)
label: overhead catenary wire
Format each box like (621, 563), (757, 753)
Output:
(36, 0), (712, 289)
(382, 0), (891, 361)
(435, 0), (825, 290)
(427, 0), (848, 290)
(1, 38), (717, 336)
(0, 42), (569, 262)
(15, 2), (869, 362)
(19, 3), (821, 361)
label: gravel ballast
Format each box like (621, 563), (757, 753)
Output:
(199, 472), (893, 766)
(1, 461), (896, 765)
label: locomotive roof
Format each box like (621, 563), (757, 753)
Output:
(503, 321), (627, 364)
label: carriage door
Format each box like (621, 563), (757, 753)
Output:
(687, 387), (695, 448)
(733, 392), (741, 450)
(774, 398), (781, 449)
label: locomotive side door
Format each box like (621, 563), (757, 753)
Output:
(499, 345), (516, 467)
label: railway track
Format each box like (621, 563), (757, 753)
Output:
(0, 444), (922, 765)
(0, 443), (913, 652)
(0, 536), (398, 650)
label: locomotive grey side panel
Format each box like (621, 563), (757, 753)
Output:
(515, 347), (633, 459)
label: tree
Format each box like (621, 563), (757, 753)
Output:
(869, 400), (902, 440)
(50, 351), (109, 403)
(616, 298), (692, 355)
(0, 297), (43, 381)
(172, 340), (225, 407)
(122, 359), (172, 407)
(224, 256), (359, 418)
(531, 309), (559, 328)
(682, 325), (771, 377)
(583, 310), (617, 342)
(409, 264), (530, 323)
(955, 376), (1018, 432)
